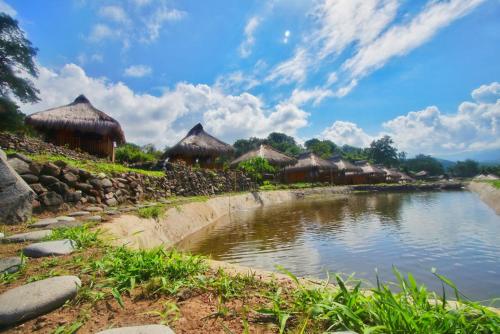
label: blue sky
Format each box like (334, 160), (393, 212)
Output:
(3, 0), (500, 160)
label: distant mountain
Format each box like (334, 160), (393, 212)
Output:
(436, 158), (456, 169)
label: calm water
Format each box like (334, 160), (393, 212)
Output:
(178, 191), (500, 302)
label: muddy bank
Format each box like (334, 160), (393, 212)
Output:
(468, 181), (500, 214)
(105, 187), (349, 249)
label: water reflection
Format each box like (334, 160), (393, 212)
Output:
(178, 191), (500, 302)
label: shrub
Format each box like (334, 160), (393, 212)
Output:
(115, 143), (160, 164)
(237, 157), (276, 183)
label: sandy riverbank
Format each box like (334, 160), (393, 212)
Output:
(468, 181), (500, 214)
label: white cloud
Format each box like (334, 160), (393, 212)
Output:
(320, 82), (500, 155)
(283, 30), (291, 44)
(0, 0), (16, 16)
(321, 121), (374, 147)
(88, 24), (117, 42)
(289, 87), (333, 106)
(21, 64), (310, 147)
(99, 5), (129, 24)
(123, 64), (152, 77)
(342, 0), (484, 80)
(471, 82), (500, 103)
(77, 53), (103, 65)
(266, 47), (309, 85)
(239, 16), (261, 58)
(144, 8), (186, 42)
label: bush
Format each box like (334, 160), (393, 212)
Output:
(115, 143), (160, 164)
(237, 157), (276, 183)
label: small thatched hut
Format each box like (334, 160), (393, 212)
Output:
(284, 152), (338, 183)
(25, 95), (125, 160)
(399, 172), (415, 183)
(356, 162), (386, 184)
(328, 156), (363, 185)
(230, 144), (296, 168)
(382, 168), (402, 183)
(166, 123), (234, 169)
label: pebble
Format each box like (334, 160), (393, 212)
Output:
(86, 206), (104, 212)
(55, 216), (76, 222)
(67, 211), (90, 217)
(86, 215), (102, 222)
(3, 230), (52, 243)
(23, 239), (77, 258)
(0, 257), (22, 274)
(105, 210), (119, 216)
(0, 276), (81, 326)
(96, 325), (175, 334)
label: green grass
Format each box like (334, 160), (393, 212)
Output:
(45, 225), (104, 248)
(22, 152), (164, 177)
(137, 205), (166, 220)
(259, 267), (500, 333)
(486, 180), (500, 189)
(90, 247), (207, 296)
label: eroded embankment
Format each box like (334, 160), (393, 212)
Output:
(105, 186), (350, 249)
(468, 181), (500, 214)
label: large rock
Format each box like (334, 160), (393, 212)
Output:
(0, 149), (35, 225)
(96, 325), (175, 334)
(0, 276), (81, 326)
(41, 162), (61, 177)
(0, 257), (22, 274)
(30, 219), (83, 230)
(3, 230), (52, 243)
(38, 191), (64, 209)
(39, 175), (59, 185)
(21, 174), (39, 184)
(23, 239), (76, 258)
(7, 157), (31, 175)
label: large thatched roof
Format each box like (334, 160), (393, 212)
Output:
(230, 144), (296, 167)
(329, 156), (362, 173)
(382, 167), (401, 179)
(167, 123), (234, 158)
(25, 95), (125, 143)
(285, 152), (337, 172)
(358, 163), (386, 175)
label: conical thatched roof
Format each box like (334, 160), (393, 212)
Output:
(358, 163), (386, 175)
(285, 152), (337, 172)
(25, 95), (125, 143)
(329, 156), (363, 173)
(230, 144), (296, 167)
(167, 123), (234, 158)
(382, 167), (401, 179)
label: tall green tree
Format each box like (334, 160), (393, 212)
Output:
(368, 135), (399, 167)
(265, 132), (303, 157)
(233, 137), (264, 157)
(448, 159), (479, 177)
(304, 138), (338, 159)
(402, 154), (444, 176)
(0, 13), (39, 132)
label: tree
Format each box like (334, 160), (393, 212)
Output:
(449, 159), (479, 177)
(368, 135), (398, 167)
(237, 157), (276, 183)
(402, 154), (444, 176)
(265, 132), (303, 157)
(0, 13), (39, 132)
(339, 145), (370, 162)
(0, 13), (39, 102)
(233, 137), (264, 157)
(304, 138), (337, 159)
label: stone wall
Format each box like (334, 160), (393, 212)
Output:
(5, 152), (255, 214)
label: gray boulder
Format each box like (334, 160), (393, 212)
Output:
(39, 191), (64, 208)
(39, 175), (59, 185)
(21, 173), (39, 184)
(0, 276), (81, 326)
(41, 162), (60, 177)
(7, 157), (31, 175)
(30, 219), (83, 230)
(96, 325), (175, 334)
(0, 257), (22, 274)
(23, 239), (76, 258)
(67, 211), (90, 217)
(0, 149), (35, 225)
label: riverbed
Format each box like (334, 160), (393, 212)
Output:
(178, 191), (500, 302)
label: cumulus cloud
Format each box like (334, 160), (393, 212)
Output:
(20, 64), (310, 147)
(320, 82), (500, 156)
(289, 87), (333, 106)
(0, 0), (16, 16)
(239, 16), (261, 58)
(321, 121), (374, 147)
(123, 64), (152, 77)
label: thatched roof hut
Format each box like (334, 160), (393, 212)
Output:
(382, 167), (402, 182)
(25, 95), (125, 160)
(284, 152), (337, 183)
(329, 156), (363, 173)
(358, 163), (386, 176)
(166, 123), (234, 168)
(230, 144), (296, 168)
